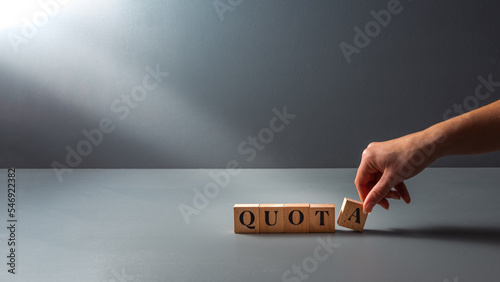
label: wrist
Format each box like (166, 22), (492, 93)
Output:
(419, 125), (449, 161)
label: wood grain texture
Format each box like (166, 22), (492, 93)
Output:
(310, 204), (335, 233)
(234, 204), (260, 234)
(259, 204), (284, 233)
(337, 198), (367, 232)
(284, 203), (310, 233)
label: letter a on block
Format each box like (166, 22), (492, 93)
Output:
(234, 204), (260, 234)
(337, 198), (367, 232)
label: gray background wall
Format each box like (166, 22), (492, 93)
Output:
(2, 0), (500, 169)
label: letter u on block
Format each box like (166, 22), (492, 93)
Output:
(259, 204), (284, 233)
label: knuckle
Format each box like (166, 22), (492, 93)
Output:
(354, 178), (362, 187)
(370, 189), (387, 200)
(362, 148), (373, 159)
(362, 143), (378, 158)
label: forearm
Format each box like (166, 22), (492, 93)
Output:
(424, 99), (500, 158)
(356, 99), (500, 213)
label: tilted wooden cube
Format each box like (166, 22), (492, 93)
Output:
(337, 198), (368, 232)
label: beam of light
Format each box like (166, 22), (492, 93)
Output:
(0, 0), (247, 169)
(0, 1), (39, 30)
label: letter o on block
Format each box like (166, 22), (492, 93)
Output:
(284, 204), (310, 233)
(234, 204), (260, 233)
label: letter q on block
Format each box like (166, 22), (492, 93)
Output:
(234, 204), (260, 234)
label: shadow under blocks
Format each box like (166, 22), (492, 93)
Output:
(234, 198), (368, 234)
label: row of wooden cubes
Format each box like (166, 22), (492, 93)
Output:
(234, 203), (334, 233)
(234, 198), (368, 233)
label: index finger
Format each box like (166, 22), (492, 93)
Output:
(354, 159), (378, 203)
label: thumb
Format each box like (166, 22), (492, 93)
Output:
(363, 171), (395, 213)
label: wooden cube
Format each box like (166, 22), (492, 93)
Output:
(234, 204), (260, 234)
(259, 204), (284, 233)
(309, 204), (335, 233)
(337, 198), (367, 232)
(284, 204), (310, 233)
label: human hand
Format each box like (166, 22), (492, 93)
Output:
(355, 131), (442, 213)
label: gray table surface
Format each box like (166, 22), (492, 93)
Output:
(0, 168), (499, 282)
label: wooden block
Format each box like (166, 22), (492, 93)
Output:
(309, 204), (335, 233)
(337, 198), (367, 232)
(234, 204), (260, 234)
(259, 204), (284, 233)
(284, 204), (310, 233)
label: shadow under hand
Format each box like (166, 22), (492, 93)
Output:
(363, 225), (500, 246)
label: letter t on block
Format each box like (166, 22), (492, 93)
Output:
(309, 204), (335, 233)
(234, 204), (260, 234)
(337, 198), (367, 232)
